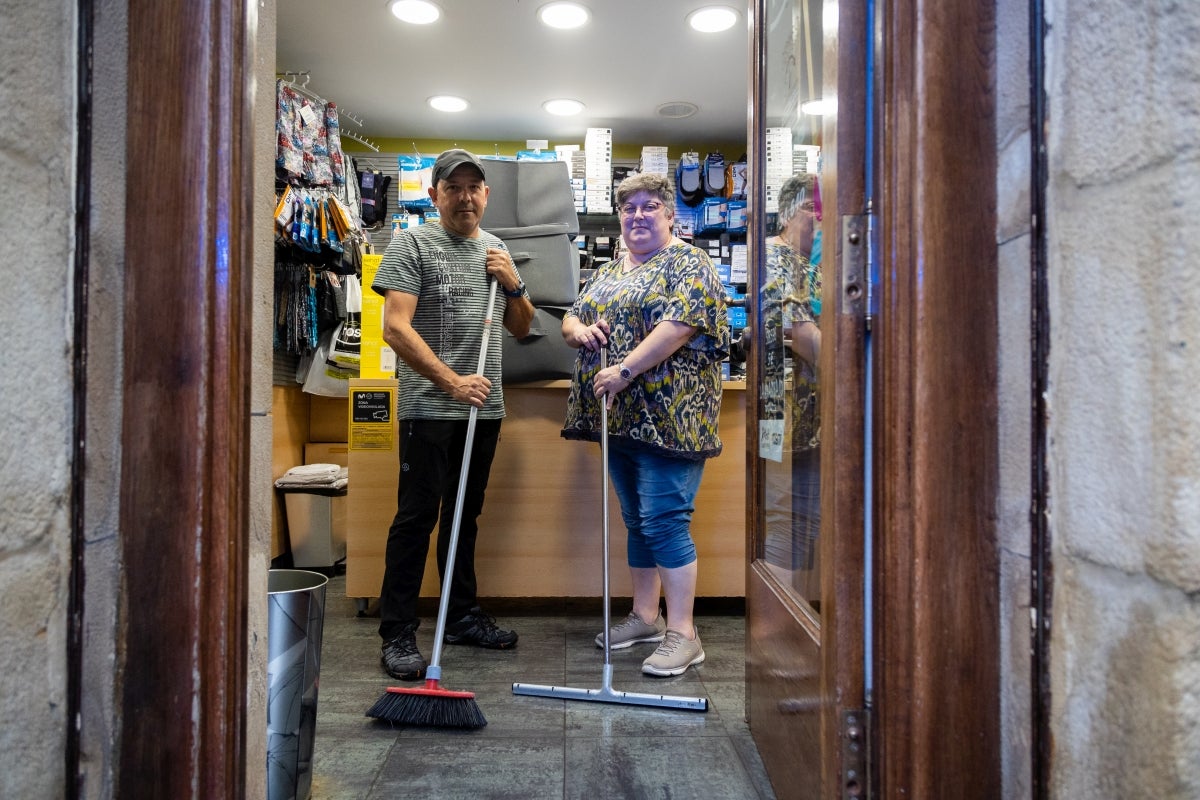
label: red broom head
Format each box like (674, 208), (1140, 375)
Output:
(366, 683), (486, 729)
(386, 681), (476, 699)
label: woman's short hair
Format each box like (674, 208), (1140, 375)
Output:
(777, 173), (817, 227)
(614, 173), (676, 217)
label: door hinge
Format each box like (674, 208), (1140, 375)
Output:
(841, 214), (867, 322)
(841, 708), (871, 799)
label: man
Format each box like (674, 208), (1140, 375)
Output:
(371, 149), (534, 680)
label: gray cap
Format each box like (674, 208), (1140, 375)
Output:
(431, 148), (486, 186)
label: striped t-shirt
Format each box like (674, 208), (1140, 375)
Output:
(371, 223), (510, 421)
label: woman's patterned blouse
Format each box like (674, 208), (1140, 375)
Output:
(561, 240), (730, 460)
(769, 240), (822, 452)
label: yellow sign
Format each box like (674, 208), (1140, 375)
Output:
(348, 383), (396, 451)
(358, 253), (396, 379)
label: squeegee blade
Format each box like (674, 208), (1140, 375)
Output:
(512, 682), (708, 711)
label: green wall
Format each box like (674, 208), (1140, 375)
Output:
(345, 137), (745, 161)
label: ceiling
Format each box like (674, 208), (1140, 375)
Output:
(275, 0), (752, 149)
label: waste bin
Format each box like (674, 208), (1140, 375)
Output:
(279, 485), (348, 570)
(267, 569), (329, 800)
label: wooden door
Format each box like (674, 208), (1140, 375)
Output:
(744, 0), (867, 796)
(745, 0), (1003, 796)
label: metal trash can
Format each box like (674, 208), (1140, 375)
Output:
(267, 569), (329, 800)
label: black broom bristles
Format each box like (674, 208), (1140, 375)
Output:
(366, 684), (487, 729)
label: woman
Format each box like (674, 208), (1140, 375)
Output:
(561, 173), (729, 677)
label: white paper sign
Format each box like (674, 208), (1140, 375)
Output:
(759, 419), (784, 462)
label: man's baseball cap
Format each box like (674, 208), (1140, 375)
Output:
(432, 148), (486, 185)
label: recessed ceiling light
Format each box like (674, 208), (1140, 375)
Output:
(543, 99), (585, 116)
(428, 95), (468, 113)
(687, 5), (738, 33)
(801, 98), (836, 116)
(538, 2), (590, 29)
(390, 0), (441, 25)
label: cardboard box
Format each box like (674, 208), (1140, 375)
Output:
(305, 442), (349, 466)
(308, 395), (349, 442)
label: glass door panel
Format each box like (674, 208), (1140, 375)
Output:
(753, 0), (825, 614)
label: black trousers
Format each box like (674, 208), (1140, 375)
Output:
(378, 417), (502, 641)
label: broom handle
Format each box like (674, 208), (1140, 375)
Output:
(428, 278), (500, 680)
(600, 349), (612, 666)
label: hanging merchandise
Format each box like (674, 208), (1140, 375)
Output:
(357, 168), (391, 227)
(328, 275), (362, 372)
(324, 103), (346, 189)
(274, 256), (319, 356)
(276, 81), (305, 182)
(675, 152), (704, 207)
(703, 152), (726, 197)
(273, 73), (369, 397)
(726, 200), (748, 233)
(278, 80), (333, 188)
(276, 74), (362, 209)
(397, 154), (435, 207)
(294, 194), (318, 252)
(725, 154), (748, 201)
(696, 196), (729, 234)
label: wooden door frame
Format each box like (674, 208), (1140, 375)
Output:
(872, 0), (1001, 796)
(817, 0), (869, 793)
(115, 0), (255, 795)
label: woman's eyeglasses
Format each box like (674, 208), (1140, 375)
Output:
(619, 201), (665, 217)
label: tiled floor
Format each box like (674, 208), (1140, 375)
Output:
(310, 574), (778, 799)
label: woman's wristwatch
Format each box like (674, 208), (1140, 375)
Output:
(503, 280), (527, 298)
(618, 363), (634, 381)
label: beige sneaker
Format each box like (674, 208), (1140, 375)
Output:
(641, 629), (705, 676)
(595, 611), (667, 650)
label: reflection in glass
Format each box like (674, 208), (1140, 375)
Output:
(759, 174), (822, 608)
(753, 0), (824, 614)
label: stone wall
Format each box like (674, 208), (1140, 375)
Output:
(1045, 0), (1200, 796)
(247, 2), (278, 797)
(0, 1), (75, 797)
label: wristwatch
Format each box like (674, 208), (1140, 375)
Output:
(618, 363), (634, 381)
(502, 280), (526, 298)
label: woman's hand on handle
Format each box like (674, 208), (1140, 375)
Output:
(563, 316), (610, 350)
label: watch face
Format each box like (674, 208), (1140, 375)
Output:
(620, 366), (632, 380)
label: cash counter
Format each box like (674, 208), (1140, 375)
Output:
(302, 379), (747, 605)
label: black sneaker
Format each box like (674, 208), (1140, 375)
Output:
(381, 623), (427, 681)
(444, 607), (518, 649)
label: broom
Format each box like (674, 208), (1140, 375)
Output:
(366, 277), (500, 729)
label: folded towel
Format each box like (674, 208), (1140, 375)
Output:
(282, 463), (342, 478)
(275, 464), (348, 489)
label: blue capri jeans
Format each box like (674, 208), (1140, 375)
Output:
(607, 439), (706, 569)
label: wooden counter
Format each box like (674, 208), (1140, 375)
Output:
(344, 380), (746, 600)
